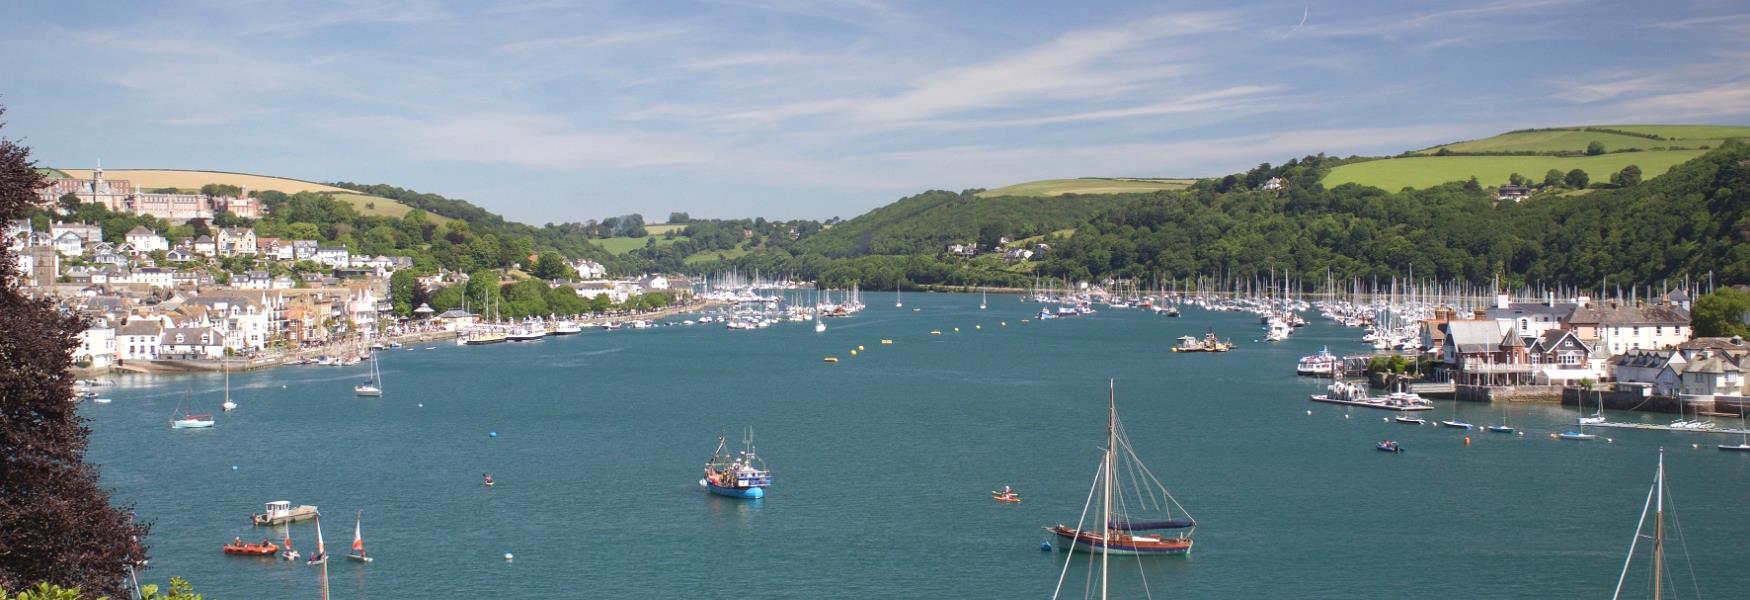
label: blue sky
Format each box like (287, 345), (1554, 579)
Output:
(3, 0), (1748, 224)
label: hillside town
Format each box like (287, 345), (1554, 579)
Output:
(6, 168), (693, 374)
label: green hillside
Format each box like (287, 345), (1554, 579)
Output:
(798, 189), (1131, 258)
(1327, 124), (1749, 190)
(977, 177), (1197, 197)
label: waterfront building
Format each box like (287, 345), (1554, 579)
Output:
(1526, 329), (1599, 385)
(1566, 301), (1691, 355)
(117, 319), (164, 362)
(1676, 336), (1750, 360)
(74, 319), (116, 369)
(1440, 320), (1534, 386)
(157, 327), (227, 359)
(1675, 351), (1746, 398)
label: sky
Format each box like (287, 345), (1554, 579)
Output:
(2, 0), (1749, 224)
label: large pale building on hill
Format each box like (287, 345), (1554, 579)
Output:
(36, 164), (260, 222)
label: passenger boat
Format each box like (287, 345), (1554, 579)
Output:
(1046, 381), (1195, 558)
(346, 510), (372, 563)
(549, 320), (583, 335)
(505, 325), (545, 342)
(222, 538), (280, 556)
(252, 500), (320, 526)
(1376, 441), (1403, 453)
(700, 430), (771, 499)
(1295, 346), (1341, 377)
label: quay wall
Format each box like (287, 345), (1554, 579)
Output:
(1456, 384), (1563, 403)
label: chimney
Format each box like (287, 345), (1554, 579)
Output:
(1473, 307), (1487, 320)
(1547, 292), (1554, 307)
(1496, 293), (1510, 310)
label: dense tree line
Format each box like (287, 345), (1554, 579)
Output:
(2, 107), (149, 598)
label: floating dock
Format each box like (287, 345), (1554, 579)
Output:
(1588, 421), (1750, 435)
(1309, 395), (1434, 411)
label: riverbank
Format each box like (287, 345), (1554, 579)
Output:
(104, 299), (724, 376)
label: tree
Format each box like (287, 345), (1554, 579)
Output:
(1507, 172), (1526, 187)
(55, 192), (79, 214)
(1543, 169), (1564, 187)
(1, 105), (150, 598)
(1611, 164), (1642, 188)
(1586, 141), (1605, 156)
(199, 183), (242, 197)
(532, 251), (573, 281)
(1564, 169), (1589, 189)
(1691, 288), (1750, 338)
(389, 270), (420, 317)
(465, 269), (501, 308)
(667, 212), (690, 224)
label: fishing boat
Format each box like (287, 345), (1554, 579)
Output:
(222, 538), (280, 556)
(221, 361), (237, 412)
(253, 501), (320, 526)
(700, 430), (772, 499)
(306, 514), (328, 565)
(346, 510), (372, 563)
(1376, 441), (1403, 453)
(170, 388), (214, 429)
(1171, 329), (1233, 352)
(1045, 381), (1195, 557)
(353, 351), (383, 397)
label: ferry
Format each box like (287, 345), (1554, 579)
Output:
(700, 431), (771, 499)
(1295, 346), (1341, 376)
(549, 320), (583, 335)
(505, 325), (546, 342)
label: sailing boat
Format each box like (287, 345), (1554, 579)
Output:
(1486, 402), (1514, 433)
(346, 510), (372, 563)
(1440, 400), (1473, 429)
(306, 514), (328, 565)
(354, 351), (382, 397)
(280, 529), (300, 561)
(1720, 408), (1750, 451)
(1610, 449), (1684, 599)
(979, 289), (987, 310)
(220, 361), (237, 412)
(170, 387), (214, 429)
(895, 287), (902, 309)
(1045, 380), (1195, 561)
(1579, 389), (1606, 424)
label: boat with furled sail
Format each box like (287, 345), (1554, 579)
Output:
(1045, 380), (1195, 559)
(700, 430), (771, 499)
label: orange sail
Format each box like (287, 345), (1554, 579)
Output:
(351, 511), (364, 552)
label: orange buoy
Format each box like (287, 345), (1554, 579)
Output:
(1463, 436), (1471, 445)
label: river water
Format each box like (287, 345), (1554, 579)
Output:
(85, 293), (1748, 598)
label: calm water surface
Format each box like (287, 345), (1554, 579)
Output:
(86, 293), (1749, 598)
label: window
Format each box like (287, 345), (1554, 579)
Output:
(1561, 354), (1579, 366)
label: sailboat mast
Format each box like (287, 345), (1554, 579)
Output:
(1652, 448), (1664, 600)
(1101, 379), (1114, 599)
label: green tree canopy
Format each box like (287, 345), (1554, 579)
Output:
(1691, 288), (1750, 338)
(1586, 140), (1606, 156)
(1564, 168), (1589, 188)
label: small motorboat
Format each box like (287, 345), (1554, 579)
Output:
(1440, 420), (1474, 430)
(1376, 441), (1403, 453)
(1394, 415), (1425, 425)
(222, 539), (280, 556)
(92, 397), (113, 404)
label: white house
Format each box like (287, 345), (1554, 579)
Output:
(53, 231), (86, 256)
(233, 270), (274, 290)
(314, 246), (349, 268)
(157, 327), (227, 359)
(1260, 176), (1286, 191)
(571, 259), (607, 279)
(124, 226), (169, 253)
(184, 292), (271, 351)
(1677, 352), (1745, 398)
(117, 319), (164, 362)
(216, 227), (257, 256)
(192, 235), (217, 256)
(126, 267), (177, 288)
(74, 321), (116, 369)
(1567, 302), (1691, 355)
(1610, 350), (1685, 392)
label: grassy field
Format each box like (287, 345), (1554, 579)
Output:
(327, 191), (451, 222)
(1417, 125), (1749, 155)
(646, 223), (684, 236)
(596, 235), (680, 254)
(1324, 151), (1705, 190)
(978, 178), (1196, 198)
(683, 247), (750, 265)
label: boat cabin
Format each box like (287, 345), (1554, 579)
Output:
(263, 501), (292, 518)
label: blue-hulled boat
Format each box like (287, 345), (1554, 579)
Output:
(700, 430), (771, 499)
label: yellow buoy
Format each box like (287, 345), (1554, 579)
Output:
(850, 349), (858, 356)
(857, 345), (865, 351)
